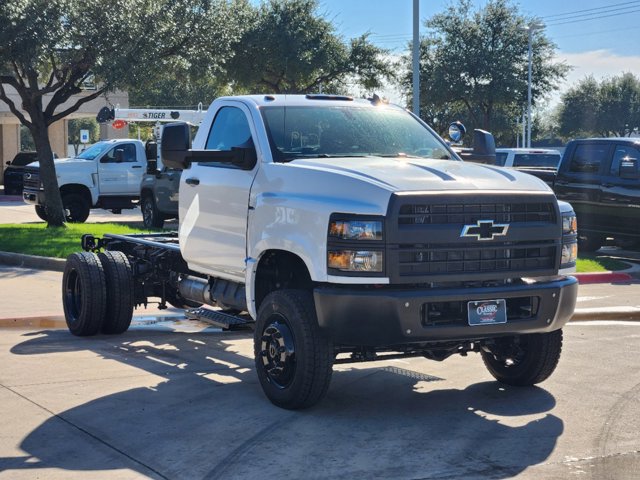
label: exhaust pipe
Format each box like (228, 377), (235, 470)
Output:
(178, 276), (212, 306)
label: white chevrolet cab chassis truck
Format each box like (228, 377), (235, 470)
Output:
(62, 94), (579, 409)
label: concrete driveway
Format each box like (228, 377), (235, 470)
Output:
(1, 320), (639, 480)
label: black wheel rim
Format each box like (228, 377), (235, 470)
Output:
(259, 314), (296, 388)
(64, 269), (82, 324)
(490, 336), (526, 368)
(64, 200), (81, 222)
(142, 199), (152, 225)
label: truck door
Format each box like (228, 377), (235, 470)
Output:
(179, 103), (259, 280)
(599, 144), (640, 237)
(554, 142), (612, 235)
(98, 143), (144, 195)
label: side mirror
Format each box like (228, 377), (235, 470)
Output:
(231, 140), (257, 170)
(620, 158), (640, 178)
(114, 149), (125, 163)
(6, 161), (11, 166)
(455, 129), (496, 164)
(161, 122), (191, 170)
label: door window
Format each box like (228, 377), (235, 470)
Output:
(102, 143), (137, 163)
(610, 145), (639, 176)
(495, 152), (508, 166)
(569, 144), (608, 173)
(205, 107), (252, 151)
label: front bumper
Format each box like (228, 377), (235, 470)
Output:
(314, 276), (578, 347)
(22, 189), (45, 206)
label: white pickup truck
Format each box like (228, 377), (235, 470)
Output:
(62, 94), (579, 409)
(22, 139), (147, 222)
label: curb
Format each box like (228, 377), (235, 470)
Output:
(574, 271), (634, 284)
(570, 307), (640, 322)
(0, 251), (65, 272)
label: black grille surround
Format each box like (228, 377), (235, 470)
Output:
(386, 192), (562, 283)
(22, 166), (42, 190)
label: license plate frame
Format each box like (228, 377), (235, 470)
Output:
(468, 299), (507, 326)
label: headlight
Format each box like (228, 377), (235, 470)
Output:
(329, 219), (383, 241)
(561, 242), (578, 266)
(562, 214), (577, 234)
(328, 250), (383, 272)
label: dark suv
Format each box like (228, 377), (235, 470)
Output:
(3, 151), (38, 195)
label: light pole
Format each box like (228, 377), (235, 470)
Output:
(412, 0), (420, 116)
(525, 22), (543, 148)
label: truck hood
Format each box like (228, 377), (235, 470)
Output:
(288, 156), (551, 192)
(27, 157), (97, 172)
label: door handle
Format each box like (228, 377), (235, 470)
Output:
(185, 178), (200, 186)
(131, 165), (142, 169)
(602, 183), (613, 188)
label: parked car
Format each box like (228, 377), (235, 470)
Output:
(495, 148), (562, 168)
(3, 151), (38, 195)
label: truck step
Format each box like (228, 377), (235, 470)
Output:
(185, 307), (254, 331)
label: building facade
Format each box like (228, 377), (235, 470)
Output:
(0, 87), (129, 184)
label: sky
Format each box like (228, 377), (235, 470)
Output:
(315, 0), (640, 108)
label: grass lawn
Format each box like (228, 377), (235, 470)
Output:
(0, 223), (632, 272)
(576, 255), (628, 273)
(0, 223), (162, 259)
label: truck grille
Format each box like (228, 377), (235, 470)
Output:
(398, 241), (556, 276)
(387, 193), (561, 283)
(23, 167), (42, 190)
(399, 202), (555, 225)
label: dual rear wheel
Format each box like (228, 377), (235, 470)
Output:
(62, 251), (134, 336)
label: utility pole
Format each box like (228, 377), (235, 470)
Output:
(412, 0), (420, 117)
(525, 22), (543, 148)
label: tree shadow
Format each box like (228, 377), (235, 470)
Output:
(1, 329), (562, 479)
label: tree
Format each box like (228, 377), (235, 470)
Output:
(68, 118), (99, 156)
(130, 0), (253, 109)
(225, 0), (394, 95)
(0, 0), (212, 226)
(558, 73), (640, 138)
(402, 0), (568, 144)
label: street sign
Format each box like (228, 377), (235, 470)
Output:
(80, 129), (90, 144)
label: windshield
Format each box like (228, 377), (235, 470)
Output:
(76, 141), (111, 160)
(261, 105), (454, 162)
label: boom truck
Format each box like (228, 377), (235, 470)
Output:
(62, 94), (579, 409)
(22, 106), (205, 223)
(96, 105), (207, 228)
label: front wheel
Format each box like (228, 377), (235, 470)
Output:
(62, 193), (90, 223)
(481, 329), (563, 386)
(578, 234), (604, 253)
(254, 290), (334, 409)
(35, 205), (48, 221)
(141, 193), (164, 229)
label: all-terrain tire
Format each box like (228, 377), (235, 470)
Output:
(578, 234), (604, 253)
(141, 193), (165, 229)
(35, 205), (48, 221)
(62, 193), (90, 223)
(254, 290), (334, 409)
(98, 251), (134, 334)
(62, 252), (107, 336)
(481, 329), (563, 386)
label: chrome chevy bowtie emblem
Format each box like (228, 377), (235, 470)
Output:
(460, 220), (509, 241)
